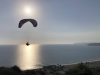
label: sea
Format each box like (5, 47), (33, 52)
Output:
(0, 44), (100, 70)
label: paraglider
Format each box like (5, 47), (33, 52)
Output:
(18, 19), (38, 46)
(18, 19), (37, 28)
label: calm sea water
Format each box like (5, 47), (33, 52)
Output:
(0, 44), (100, 70)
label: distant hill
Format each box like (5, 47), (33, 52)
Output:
(88, 43), (100, 46)
(74, 43), (100, 46)
(74, 43), (89, 45)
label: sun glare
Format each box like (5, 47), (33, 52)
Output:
(24, 6), (32, 15)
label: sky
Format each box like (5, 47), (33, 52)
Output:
(0, 0), (100, 45)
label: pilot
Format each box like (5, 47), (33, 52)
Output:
(26, 42), (30, 46)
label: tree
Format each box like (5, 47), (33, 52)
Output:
(65, 63), (93, 75)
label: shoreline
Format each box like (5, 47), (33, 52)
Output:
(0, 60), (100, 75)
(40, 60), (100, 70)
(1, 60), (100, 71)
(64, 60), (100, 68)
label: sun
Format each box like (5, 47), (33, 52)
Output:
(24, 6), (32, 15)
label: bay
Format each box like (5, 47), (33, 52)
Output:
(0, 44), (100, 70)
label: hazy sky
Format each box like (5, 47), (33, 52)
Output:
(0, 0), (100, 44)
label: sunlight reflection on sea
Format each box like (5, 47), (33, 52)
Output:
(15, 44), (42, 70)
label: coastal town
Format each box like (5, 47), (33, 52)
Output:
(34, 61), (100, 75)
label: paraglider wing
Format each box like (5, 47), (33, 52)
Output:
(18, 19), (37, 28)
(30, 19), (37, 27)
(18, 19), (29, 28)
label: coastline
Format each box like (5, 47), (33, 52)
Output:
(63, 60), (100, 69)
(0, 60), (100, 75)
(40, 60), (100, 71)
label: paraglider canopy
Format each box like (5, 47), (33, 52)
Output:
(18, 19), (37, 28)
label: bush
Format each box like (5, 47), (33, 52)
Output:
(11, 65), (21, 72)
(65, 63), (93, 75)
